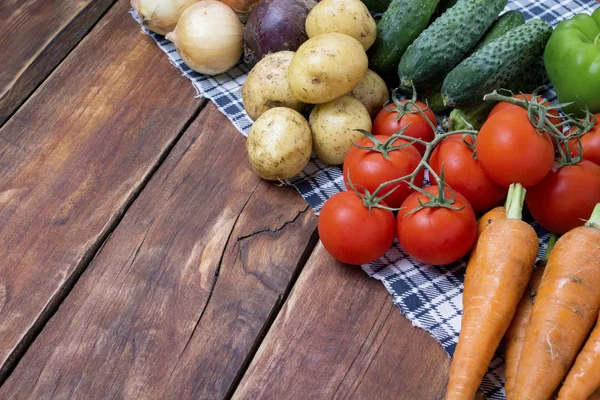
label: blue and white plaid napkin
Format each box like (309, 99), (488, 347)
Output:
(132, 1), (599, 398)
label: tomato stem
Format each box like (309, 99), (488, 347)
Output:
(345, 170), (401, 212)
(585, 203), (600, 229)
(505, 183), (526, 220)
(353, 128), (419, 161)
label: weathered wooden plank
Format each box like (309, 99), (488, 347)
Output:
(0, 0), (202, 381)
(0, 0), (116, 126)
(0, 103), (319, 399)
(234, 242), (450, 399)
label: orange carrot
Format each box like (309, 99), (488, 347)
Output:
(503, 233), (556, 399)
(557, 312), (600, 400)
(513, 204), (600, 400)
(462, 206), (507, 307)
(446, 184), (538, 400)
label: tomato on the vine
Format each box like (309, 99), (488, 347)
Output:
(489, 94), (561, 126)
(476, 108), (555, 188)
(429, 136), (507, 212)
(567, 113), (600, 166)
(372, 101), (436, 154)
(319, 191), (395, 265)
(343, 135), (424, 208)
(526, 160), (600, 234)
(396, 186), (477, 266)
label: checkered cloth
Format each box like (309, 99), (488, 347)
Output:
(132, 1), (599, 398)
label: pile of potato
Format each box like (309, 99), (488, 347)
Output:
(242, 0), (389, 181)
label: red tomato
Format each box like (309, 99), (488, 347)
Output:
(489, 94), (561, 126)
(526, 160), (600, 234)
(343, 135), (424, 208)
(396, 186), (477, 266)
(568, 114), (600, 166)
(319, 191), (396, 265)
(372, 101), (437, 155)
(429, 136), (507, 211)
(476, 109), (554, 188)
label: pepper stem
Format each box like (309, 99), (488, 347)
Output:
(585, 203), (600, 229)
(505, 183), (526, 220)
(544, 233), (557, 261)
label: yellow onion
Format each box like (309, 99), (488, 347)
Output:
(132, 0), (199, 35)
(166, 1), (243, 76)
(220, 0), (260, 22)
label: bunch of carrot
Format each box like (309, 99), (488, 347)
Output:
(445, 185), (600, 400)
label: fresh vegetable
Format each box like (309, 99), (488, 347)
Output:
(343, 134), (424, 208)
(447, 184), (538, 400)
(429, 135), (507, 211)
(504, 234), (555, 400)
(242, 51), (305, 121)
(476, 104), (554, 188)
(288, 33), (368, 104)
(350, 70), (390, 118)
(372, 97), (437, 155)
(558, 311), (600, 400)
(396, 185), (477, 266)
(513, 204), (600, 400)
(309, 95), (372, 165)
(544, 8), (600, 116)
(488, 93), (560, 126)
(369, 0), (440, 75)
(469, 10), (525, 54)
(463, 205), (506, 306)
(132, 0), (198, 35)
(449, 64), (550, 131)
(246, 107), (312, 180)
(220, 0), (260, 22)
(398, 0), (507, 90)
(526, 160), (600, 234)
(318, 191), (396, 265)
(243, 0), (317, 66)
(448, 102), (495, 132)
(442, 19), (553, 107)
(420, 85), (449, 114)
(360, 0), (392, 12)
(166, 1), (243, 75)
(305, 0), (377, 50)
(569, 113), (600, 165)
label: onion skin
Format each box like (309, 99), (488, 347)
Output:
(131, 0), (199, 36)
(166, 1), (243, 76)
(243, 0), (318, 66)
(220, 0), (260, 22)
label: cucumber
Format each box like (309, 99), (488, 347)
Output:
(470, 10), (525, 54)
(442, 19), (553, 107)
(449, 58), (548, 131)
(361, 0), (393, 12)
(369, 0), (440, 75)
(398, 0), (507, 90)
(420, 84), (450, 113)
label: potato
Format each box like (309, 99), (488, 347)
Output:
(288, 33), (368, 104)
(242, 51), (305, 121)
(350, 69), (390, 118)
(310, 95), (372, 165)
(305, 0), (377, 50)
(246, 107), (312, 180)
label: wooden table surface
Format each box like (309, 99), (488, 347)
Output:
(0, 1), (468, 398)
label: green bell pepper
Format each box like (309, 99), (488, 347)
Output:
(544, 8), (600, 116)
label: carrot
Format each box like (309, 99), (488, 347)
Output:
(513, 204), (600, 400)
(462, 206), (507, 307)
(446, 184), (538, 400)
(504, 234), (556, 400)
(557, 311), (600, 400)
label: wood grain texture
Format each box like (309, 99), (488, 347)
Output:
(0, 0), (116, 126)
(0, 103), (319, 399)
(234, 242), (451, 400)
(0, 0), (201, 380)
